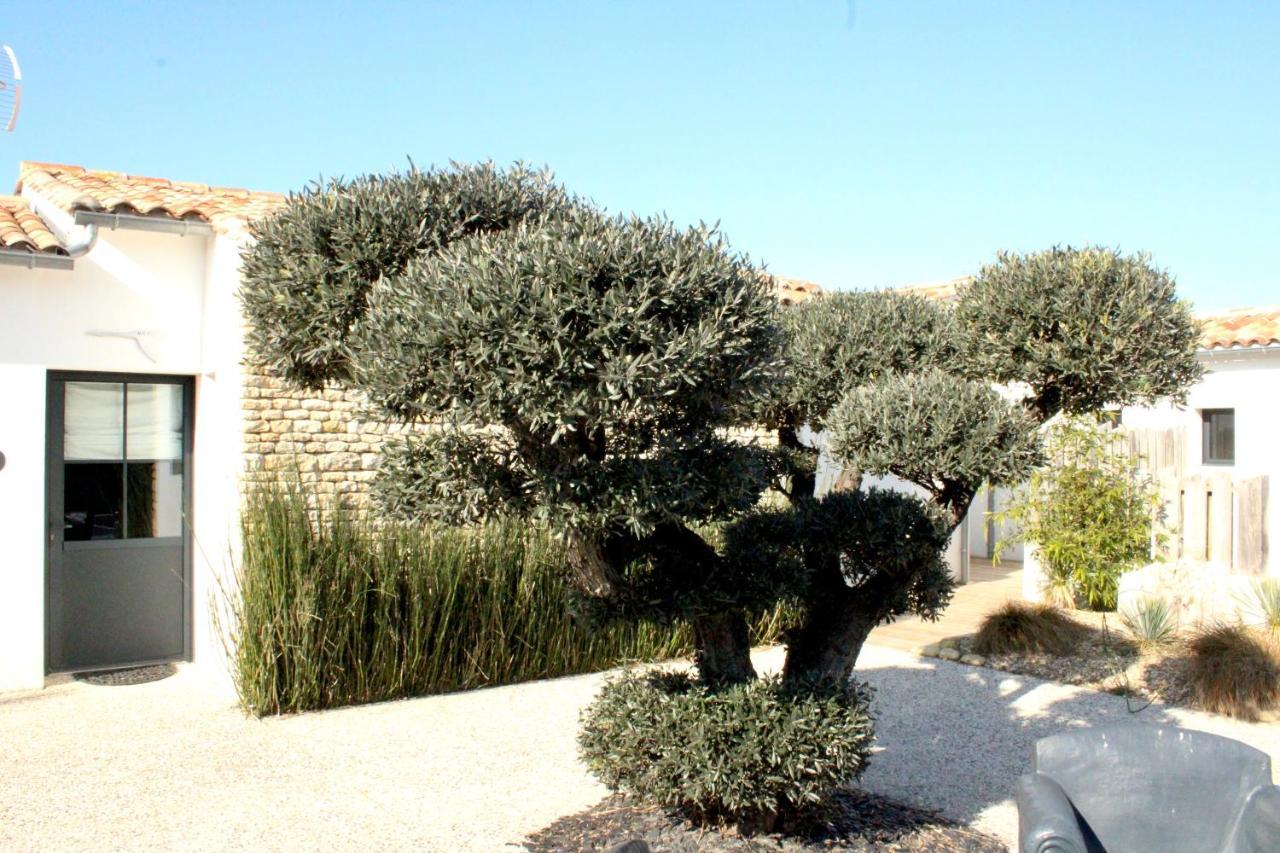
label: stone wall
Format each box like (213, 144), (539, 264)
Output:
(242, 364), (781, 508)
(241, 367), (387, 506)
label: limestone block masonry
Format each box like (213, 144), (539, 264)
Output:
(241, 363), (780, 506)
(241, 367), (388, 505)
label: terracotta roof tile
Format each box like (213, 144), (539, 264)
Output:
(1198, 306), (1280, 350)
(892, 279), (1280, 351)
(16, 161), (285, 232)
(0, 195), (63, 254)
(772, 275), (823, 306)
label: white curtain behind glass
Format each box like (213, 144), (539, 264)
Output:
(64, 382), (124, 460)
(126, 384), (183, 460)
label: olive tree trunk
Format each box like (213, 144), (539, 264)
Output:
(567, 525), (757, 688)
(781, 599), (875, 687)
(780, 559), (876, 687)
(691, 608), (758, 687)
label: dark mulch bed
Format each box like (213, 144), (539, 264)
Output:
(523, 790), (1007, 852)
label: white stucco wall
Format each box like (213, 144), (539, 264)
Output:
(0, 227), (247, 691)
(0, 230), (207, 371)
(190, 231), (250, 686)
(1121, 347), (1280, 577)
(0, 365), (48, 689)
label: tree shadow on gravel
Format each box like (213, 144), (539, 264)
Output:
(852, 653), (1181, 827)
(524, 651), (1243, 852)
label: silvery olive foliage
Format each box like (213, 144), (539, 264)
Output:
(358, 207), (782, 539)
(578, 670), (874, 825)
(744, 254), (1195, 686)
(743, 290), (1024, 685)
(241, 162), (569, 389)
(827, 368), (1044, 525)
(243, 167), (782, 548)
(725, 488), (955, 625)
(957, 246), (1204, 420)
(771, 290), (961, 431)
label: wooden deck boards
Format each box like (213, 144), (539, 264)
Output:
(866, 558), (1022, 652)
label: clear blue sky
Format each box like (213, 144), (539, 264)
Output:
(5, 2), (1277, 310)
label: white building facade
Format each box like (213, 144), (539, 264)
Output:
(1118, 317), (1280, 585)
(0, 162), (279, 692)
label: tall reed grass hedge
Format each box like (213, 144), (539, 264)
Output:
(228, 482), (787, 715)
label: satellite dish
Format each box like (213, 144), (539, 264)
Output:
(0, 45), (21, 132)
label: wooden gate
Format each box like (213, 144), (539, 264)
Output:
(1156, 473), (1269, 574)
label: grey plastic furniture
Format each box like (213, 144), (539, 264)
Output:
(1016, 725), (1280, 853)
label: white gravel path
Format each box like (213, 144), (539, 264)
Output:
(1, 646), (1275, 851)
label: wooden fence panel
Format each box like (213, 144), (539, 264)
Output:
(1207, 472), (1234, 565)
(1125, 426), (1185, 481)
(1157, 474), (1182, 560)
(1181, 475), (1208, 561)
(1235, 476), (1270, 575)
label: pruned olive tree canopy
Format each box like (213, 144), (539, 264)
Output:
(241, 162), (571, 389)
(957, 246), (1204, 420)
(242, 164), (1204, 694)
(241, 163), (783, 685)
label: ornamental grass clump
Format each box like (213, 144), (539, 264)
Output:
(578, 671), (874, 832)
(1184, 624), (1280, 721)
(1245, 579), (1280, 643)
(228, 480), (787, 716)
(973, 601), (1092, 656)
(1121, 597), (1179, 650)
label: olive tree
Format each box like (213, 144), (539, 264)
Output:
(958, 246), (1203, 420)
(243, 175), (1204, 826)
(744, 247), (1202, 686)
(242, 164), (781, 687)
(747, 291), (1040, 685)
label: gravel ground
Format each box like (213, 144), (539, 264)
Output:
(2, 646), (1276, 851)
(946, 630), (1280, 722)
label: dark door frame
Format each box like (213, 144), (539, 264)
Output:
(45, 370), (196, 673)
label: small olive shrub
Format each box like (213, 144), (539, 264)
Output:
(578, 670), (874, 826)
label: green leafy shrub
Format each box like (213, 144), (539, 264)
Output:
(226, 481), (788, 715)
(1121, 597), (1179, 649)
(1184, 624), (1280, 721)
(972, 602), (1092, 656)
(1000, 418), (1161, 611)
(578, 670), (874, 829)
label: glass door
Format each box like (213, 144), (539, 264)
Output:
(46, 374), (193, 672)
